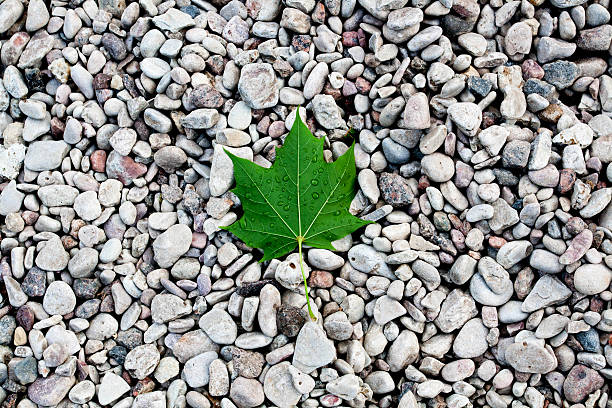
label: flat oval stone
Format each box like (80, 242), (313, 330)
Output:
(421, 153), (455, 182)
(563, 365), (604, 402)
(496, 240), (533, 269)
(505, 341), (557, 373)
(573, 263), (612, 295)
(28, 375), (75, 406)
(559, 229), (593, 264)
(469, 273), (513, 306)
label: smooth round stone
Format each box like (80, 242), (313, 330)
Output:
(573, 263), (612, 295)
(382, 137), (410, 164)
(505, 341), (558, 374)
(421, 153), (455, 182)
(69, 380), (96, 404)
(386, 330), (419, 372)
(198, 308), (238, 345)
(529, 249), (564, 273)
(140, 58), (171, 79)
(441, 359), (475, 382)
(469, 273), (513, 306)
(348, 244), (395, 280)
(535, 314), (570, 339)
(452, 318), (489, 358)
(100, 238), (122, 263)
(498, 301), (529, 323)
(43, 281), (76, 315)
(230, 377), (265, 408)
(496, 240), (533, 268)
(228, 101), (252, 130)
(263, 362), (303, 407)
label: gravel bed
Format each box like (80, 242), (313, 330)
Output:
(0, 0), (611, 407)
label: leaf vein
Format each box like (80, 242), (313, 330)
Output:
(236, 159), (297, 237)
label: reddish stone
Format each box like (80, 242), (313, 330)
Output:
(291, 35), (311, 52)
(61, 235), (78, 249)
(522, 59), (545, 79)
(268, 121), (285, 138)
(50, 117), (65, 137)
(90, 150), (107, 172)
(539, 104), (563, 123)
(481, 111), (498, 128)
(450, 229), (465, 251)
(342, 80), (357, 96)
(70, 219), (86, 238)
(558, 168), (576, 193)
(191, 232), (208, 249)
(560, 229), (593, 264)
(106, 151), (148, 185)
(16, 305), (35, 331)
(506, 321), (525, 335)
(354, 77), (371, 93)
(596, 180), (607, 190)
(309, 270), (334, 288)
(371, 110), (380, 123)
(440, 251), (454, 264)
(563, 365), (604, 402)
(468, 251), (481, 260)
(312, 2), (325, 23)
(488, 236), (506, 248)
(342, 31), (360, 47)
(256, 116), (271, 134)
(321, 394), (341, 406)
(322, 302), (341, 318)
(22, 211), (39, 225)
(93, 73), (111, 90)
(273, 59), (293, 78)
(243, 37), (262, 51)
(585, 157), (602, 172)
(323, 83), (342, 100)
(417, 175), (430, 190)
(453, 0), (480, 18)
(3, 32), (30, 65)
(529, 229), (543, 244)
(133, 378), (155, 396)
(188, 83), (224, 108)
(590, 296), (605, 313)
(133, 119), (150, 139)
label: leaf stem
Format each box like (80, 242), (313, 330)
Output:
(297, 237), (316, 321)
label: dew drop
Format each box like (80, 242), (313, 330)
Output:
(312, 192), (320, 200)
(283, 205), (290, 211)
(283, 175), (289, 181)
(334, 210), (341, 216)
(311, 179), (318, 186)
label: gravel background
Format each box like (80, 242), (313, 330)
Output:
(0, 0), (611, 407)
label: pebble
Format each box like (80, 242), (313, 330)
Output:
(293, 322), (336, 373)
(98, 373), (130, 405)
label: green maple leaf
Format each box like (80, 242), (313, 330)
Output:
(222, 111), (371, 319)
